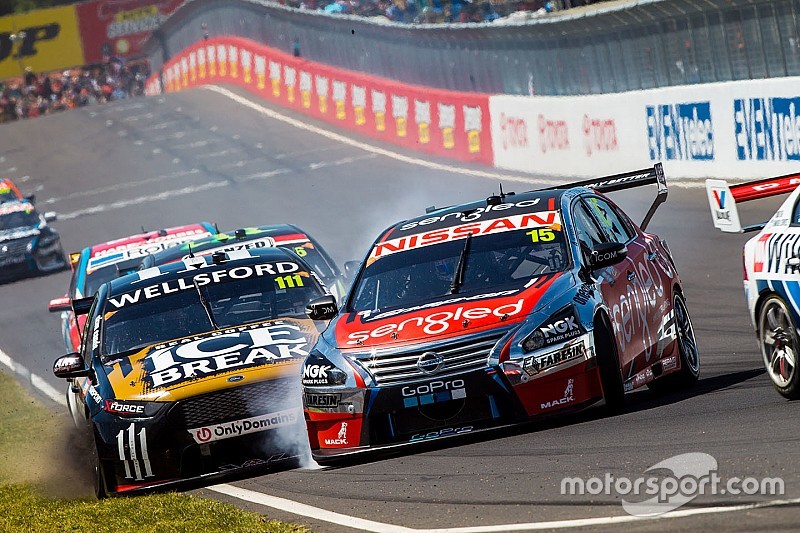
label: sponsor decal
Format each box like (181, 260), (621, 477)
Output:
(0, 227), (39, 243)
(91, 315), (102, 351)
(316, 75), (329, 113)
(399, 199), (542, 231)
(735, 97), (800, 161)
(463, 105), (482, 154)
(410, 425), (473, 442)
(710, 187), (730, 224)
(392, 95), (408, 137)
(325, 421), (349, 446)
(333, 80), (346, 120)
(372, 211), (560, 260)
(190, 408), (300, 444)
(269, 60), (281, 96)
(116, 424), (154, 480)
(352, 85), (366, 126)
(415, 100), (431, 144)
(583, 115), (618, 156)
(305, 393), (341, 408)
(538, 114), (569, 153)
(523, 339), (588, 376)
(499, 113), (528, 151)
(347, 298), (525, 345)
(144, 321), (310, 388)
(91, 228), (210, 259)
(402, 378), (465, 408)
(107, 261), (299, 309)
(661, 354), (678, 372)
(573, 283), (596, 306)
(438, 103), (456, 149)
(751, 233), (800, 275)
(87, 385), (103, 404)
(372, 90), (387, 131)
(303, 364), (331, 385)
(0, 202), (34, 216)
(646, 102), (714, 161)
(540, 378), (575, 410)
(104, 399), (146, 415)
(227, 375), (244, 383)
(180, 236), (276, 260)
(54, 355), (83, 373)
(361, 289), (519, 322)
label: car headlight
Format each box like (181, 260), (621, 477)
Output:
(302, 351), (348, 386)
(521, 304), (584, 353)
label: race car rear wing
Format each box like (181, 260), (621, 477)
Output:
(543, 163), (667, 231)
(705, 171), (800, 233)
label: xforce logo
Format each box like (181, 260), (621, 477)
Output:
(0, 24), (60, 62)
(347, 299), (525, 345)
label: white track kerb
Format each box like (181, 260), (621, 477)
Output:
(0, 347), (65, 406)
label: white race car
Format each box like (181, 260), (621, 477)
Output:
(707, 172), (800, 398)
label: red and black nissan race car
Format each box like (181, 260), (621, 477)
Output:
(52, 248), (337, 497)
(302, 163), (700, 462)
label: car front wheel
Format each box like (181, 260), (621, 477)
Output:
(758, 295), (800, 399)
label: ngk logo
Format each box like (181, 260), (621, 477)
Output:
(541, 316), (578, 338)
(304, 365), (330, 379)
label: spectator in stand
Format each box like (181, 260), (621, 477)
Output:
(0, 59), (149, 124)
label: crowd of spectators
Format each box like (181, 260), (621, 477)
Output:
(0, 60), (149, 123)
(281, 0), (606, 24)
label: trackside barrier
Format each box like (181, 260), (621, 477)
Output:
(146, 36), (493, 166)
(490, 77), (800, 179)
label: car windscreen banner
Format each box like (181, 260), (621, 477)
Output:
(0, 6), (85, 79)
(76, 0), (183, 64)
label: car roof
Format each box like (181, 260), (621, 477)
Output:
(376, 189), (566, 243)
(87, 223), (214, 258)
(105, 247), (299, 297)
(147, 224), (307, 265)
(0, 199), (36, 215)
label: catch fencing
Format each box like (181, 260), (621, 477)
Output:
(146, 0), (800, 96)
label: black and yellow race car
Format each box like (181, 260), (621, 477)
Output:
(53, 247), (336, 497)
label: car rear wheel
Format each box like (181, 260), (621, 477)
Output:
(758, 295), (800, 399)
(594, 316), (624, 413)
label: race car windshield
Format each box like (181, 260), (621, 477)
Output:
(0, 210), (38, 231)
(349, 226), (568, 313)
(0, 189), (17, 203)
(101, 270), (324, 359)
(82, 265), (122, 297)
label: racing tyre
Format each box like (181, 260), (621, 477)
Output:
(594, 316), (624, 413)
(649, 292), (700, 392)
(758, 295), (800, 399)
(91, 427), (114, 499)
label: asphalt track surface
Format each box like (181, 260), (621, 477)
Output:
(1, 86), (799, 532)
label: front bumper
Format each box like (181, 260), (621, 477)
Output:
(305, 359), (604, 461)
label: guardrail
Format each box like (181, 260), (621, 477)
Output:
(145, 0), (800, 96)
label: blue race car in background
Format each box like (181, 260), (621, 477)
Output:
(0, 200), (67, 281)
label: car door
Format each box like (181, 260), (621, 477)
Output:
(584, 195), (669, 377)
(571, 197), (646, 377)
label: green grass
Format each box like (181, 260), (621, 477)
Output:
(0, 372), (309, 533)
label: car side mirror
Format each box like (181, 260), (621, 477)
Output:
(48, 296), (72, 312)
(25, 194), (35, 205)
(306, 295), (338, 321)
(53, 353), (89, 379)
(588, 242), (627, 271)
(343, 260), (360, 281)
(44, 211), (58, 223)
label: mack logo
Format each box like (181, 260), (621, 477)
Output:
(417, 352), (444, 374)
(540, 378), (575, 410)
(0, 24), (60, 62)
